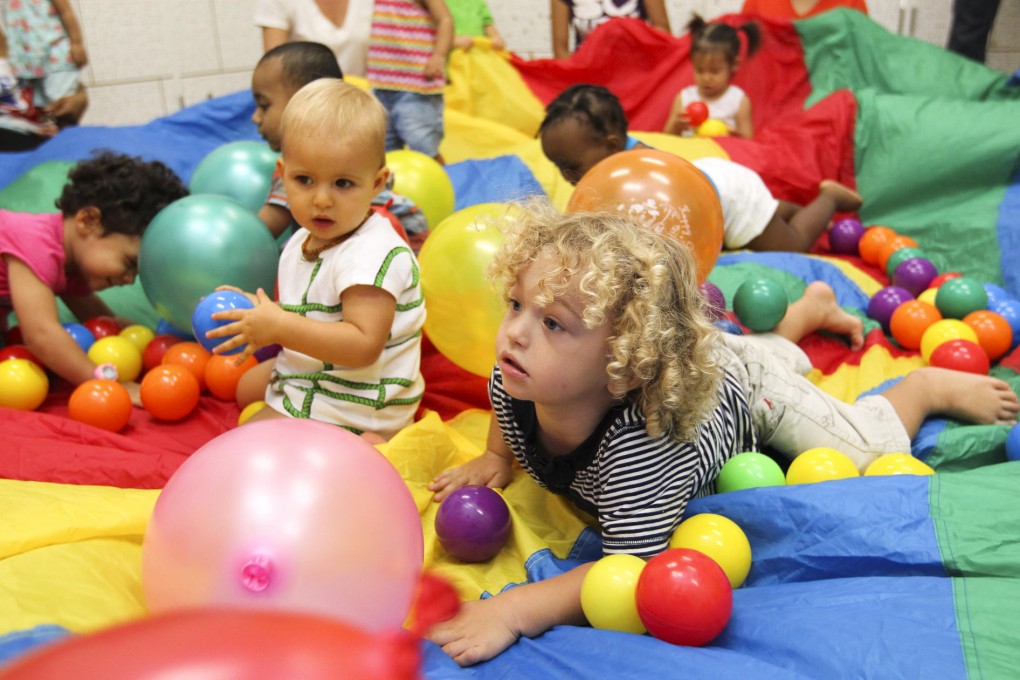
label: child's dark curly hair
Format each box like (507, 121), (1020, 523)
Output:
(259, 40), (344, 89)
(539, 84), (629, 140)
(688, 14), (761, 65)
(56, 151), (188, 236)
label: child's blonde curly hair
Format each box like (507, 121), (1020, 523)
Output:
(489, 202), (722, 442)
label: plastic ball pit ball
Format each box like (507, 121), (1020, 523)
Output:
(580, 554), (647, 634)
(828, 218), (865, 255)
(786, 447), (860, 485)
(635, 548), (732, 646)
(68, 379), (133, 432)
(141, 364), (201, 421)
(716, 451), (786, 492)
(935, 277), (989, 320)
(928, 339), (990, 375)
(889, 300), (942, 350)
(733, 279), (788, 332)
(866, 286), (914, 332)
(434, 485), (512, 562)
(699, 281), (726, 321)
(892, 258), (938, 297)
(669, 513), (751, 589)
(192, 290), (255, 355)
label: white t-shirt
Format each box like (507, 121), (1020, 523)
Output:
(679, 84), (746, 133)
(254, 0), (374, 77)
(693, 157), (779, 250)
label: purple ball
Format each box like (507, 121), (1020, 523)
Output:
(828, 218), (865, 255)
(892, 258), (938, 297)
(867, 286), (914, 331)
(435, 485), (512, 563)
(700, 281), (726, 321)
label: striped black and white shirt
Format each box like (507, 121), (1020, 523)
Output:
(490, 366), (758, 558)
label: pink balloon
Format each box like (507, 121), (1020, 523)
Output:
(142, 419), (424, 632)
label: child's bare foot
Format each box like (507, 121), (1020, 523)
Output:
(777, 281), (865, 350)
(918, 367), (1020, 426)
(819, 180), (863, 212)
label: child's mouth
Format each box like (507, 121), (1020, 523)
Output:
(500, 354), (527, 377)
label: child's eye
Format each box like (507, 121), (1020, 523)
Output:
(508, 298), (522, 312)
(543, 317), (562, 332)
(295, 175), (313, 185)
(335, 179), (354, 189)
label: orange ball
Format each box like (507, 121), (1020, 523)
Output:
(876, 235), (919, 273)
(889, 300), (942, 350)
(141, 364), (201, 421)
(962, 310), (1013, 361)
(204, 354), (258, 401)
(857, 226), (896, 265)
(68, 379), (133, 432)
(162, 341), (211, 392)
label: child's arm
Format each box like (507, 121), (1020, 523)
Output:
(206, 285), (395, 368)
(732, 95), (753, 139)
(6, 255), (101, 385)
(423, 0), (454, 81)
(643, 0), (672, 34)
(51, 0), (87, 67)
(258, 203), (294, 239)
(429, 413), (515, 501)
(427, 562), (593, 666)
(551, 0), (571, 59)
(663, 93), (690, 135)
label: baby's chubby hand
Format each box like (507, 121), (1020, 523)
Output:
(428, 450), (513, 503)
(205, 288), (285, 365)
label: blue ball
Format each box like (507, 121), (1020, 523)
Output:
(192, 290), (255, 355)
(983, 283), (1011, 310)
(992, 298), (1020, 349)
(63, 323), (95, 352)
(1006, 423), (1020, 462)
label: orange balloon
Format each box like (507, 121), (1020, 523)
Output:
(876, 234), (919, 272)
(204, 353), (258, 401)
(857, 226), (896, 265)
(141, 364), (201, 421)
(566, 149), (723, 282)
(963, 310), (1013, 361)
(889, 300), (942, 350)
(162, 341), (211, 391)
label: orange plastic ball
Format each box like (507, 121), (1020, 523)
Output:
(962, 310), (1013, 361)
(162, 341), (212, 392)
(141, 364), (201, 421)
(876, 235), (919, 273)
(204, 354), (258, 401)
(567, 149), (724, 283)
(889, 300), (942, 350)
(68, 379), (133, 432)
(857, 226), (896, 266)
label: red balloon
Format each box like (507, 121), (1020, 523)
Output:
(685, 101), (709, 127)
(0, 344), (45, 370)
(635, 548), (732, 646)
(0, 608), (420, 680)
(142, 334), (183, 372)
(140, 364), (201, 421)
(566, 149), (724, 283)
(928, 338), (990, 375)
(68, 379), (133, 432)
(82, 315), (122, 340)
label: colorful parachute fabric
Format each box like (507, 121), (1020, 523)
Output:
(1, 9), (1020, 679)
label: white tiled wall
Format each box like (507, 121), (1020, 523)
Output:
(65, 0), (1018, 127)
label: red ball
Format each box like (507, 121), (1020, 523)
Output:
(68, 379), (133, 432)
(5, 325), (24, 345)
(142, 334), (183, 372)
(141, 364), (201, 421)
(928, 339), (990, 375)
(685, 101), (709, 127)
(83, 315), (122, 340)
(0, 344), (45, 370)
(930, 272), (963, 288)
(635, 548), (732, 646)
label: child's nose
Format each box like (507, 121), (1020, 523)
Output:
(312, 186), (332, 207)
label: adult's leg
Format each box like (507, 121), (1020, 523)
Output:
(947, 0), (1002, 63)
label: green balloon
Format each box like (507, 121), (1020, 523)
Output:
(139, 194), (279, 331)
(189, 141), (279, 213)
(0, 160), (75, 213)
(732, 278), (789, 332)
(717, 452), (787, 493)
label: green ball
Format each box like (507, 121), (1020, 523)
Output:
(935, 277), (988, 319)
(139, 195), (280, 331)
(732, 278), (789, 332)
(189, 141), (279, 213)
(884, 247), (925, 279)
(717, 452), (787, 493)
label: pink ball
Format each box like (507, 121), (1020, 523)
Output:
(142, 419), (424, 632)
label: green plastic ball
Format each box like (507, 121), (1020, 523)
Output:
(732, 278), (789, 332)
(884, 247), (925, 279)
(935, 277), (988, 319)
(717, 452), (787, 493)
(189, 141), (279, 213)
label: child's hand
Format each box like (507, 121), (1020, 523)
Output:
(428, 450), (513, 502)
(424, 54), (446, 81)
(425, 597), (521, 667)
(122, 380), (142, 407)
(214, 285), (258, 306)
(453, 35), (474, 50)
(206, 288), (284, 364)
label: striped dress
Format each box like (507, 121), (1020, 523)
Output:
(367, 0), (444, 95)
(489, 365), (758, 557)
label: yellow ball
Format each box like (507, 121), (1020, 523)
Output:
(917, 287), (938, 307)
(580, 554), (647, 634)
(786, 447), (861, 485)
(0, 358), (49, 410)
(386, 149), (456, 230)
(87, 336), (143, 382)
(864, 452), (935, 476)
(696, 119), (730, 137)
(119, 324), (156, 353)
(919, 318), (978, 363)
(419, 203), (523, 377)
(669, 513), (752, 588)
(238, 400), (267, 425)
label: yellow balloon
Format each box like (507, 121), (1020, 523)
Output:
(0, 358), (49, 411)
(919, 318), (978, 363)
(119, 324), (156, 353)
(669, 513), (752, 588)
(87, 336), (143, 382)
(580, 554), (647, 634)
(386, 149), (456, 230)
(786, 447), (861, 485)
(696, 119), (730, 137)
(864, 452), (935, 476)
(238, 400), (268, 425)
(419, 203), (521, 377)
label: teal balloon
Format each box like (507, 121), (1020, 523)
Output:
(139, 195), (279, 331)
(189, 141), (279, 213)
(732, 278), (789, 332)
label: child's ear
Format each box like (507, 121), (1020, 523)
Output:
(604, 133), (626, 153)
(75, 207), (103, 236)
(374, 166), (391, 194)
(276, 156), (286, 177)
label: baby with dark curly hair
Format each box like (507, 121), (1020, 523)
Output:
(0, 151), (187, 399)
